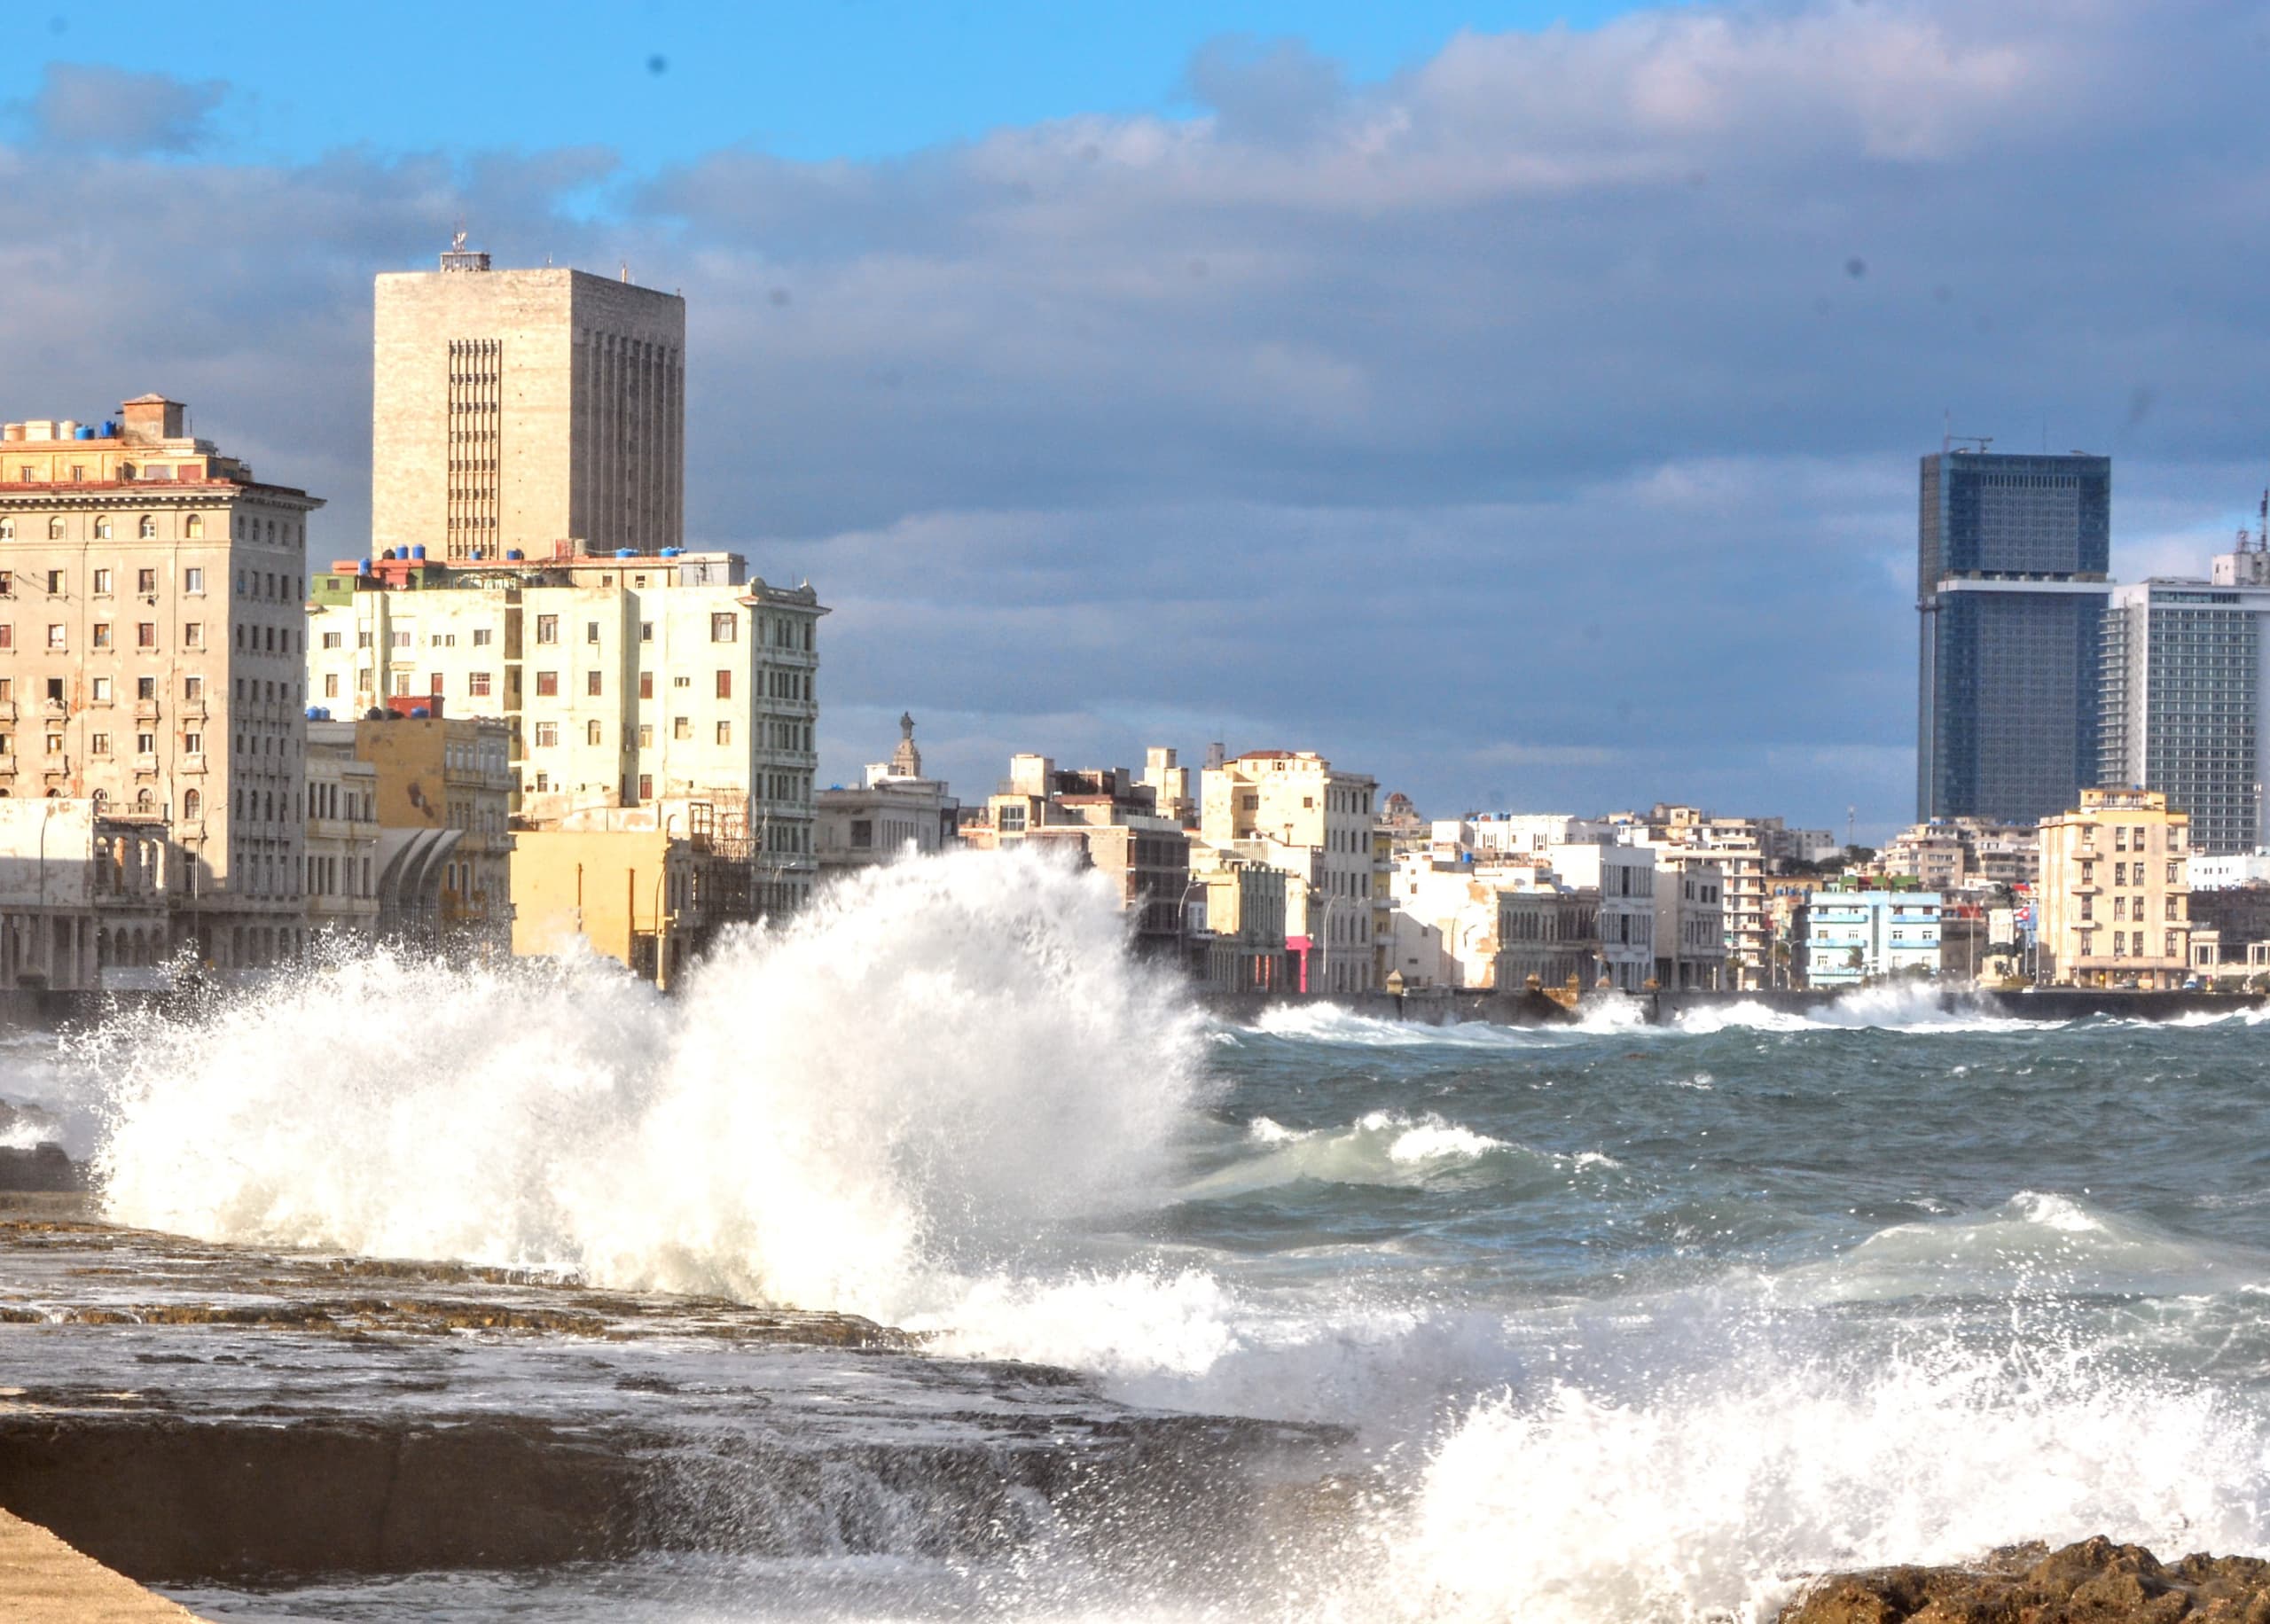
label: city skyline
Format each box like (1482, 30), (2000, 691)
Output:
(5, 1), (2269, 839)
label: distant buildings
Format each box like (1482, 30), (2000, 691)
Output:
(0, 801), (171, 993)
(962, 753), (1192, 950)
(2036, 787), (2191, 988)
(815, 714), (959, 874)
(1916, 449), (2112, 825)
(1200, 750), (1381, 995)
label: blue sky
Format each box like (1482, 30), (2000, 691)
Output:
(1, 2), (1667, 168)
(0, 1), (2259, 840)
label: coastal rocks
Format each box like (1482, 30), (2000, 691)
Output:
(0, 1141), (83, 1193)
(1781, 1536), (2270, 1623)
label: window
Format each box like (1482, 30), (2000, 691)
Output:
(94, 517), (113, 540)
(710, 613), (738, 643)
(638, 672), (654, 699)
(184, 789), (200, 819)
(45, 732), (62, 755)
(185, 515), (202, 538)
(672, 675), (691, 690)
(45, 625), (63, 651)
(90, 676), (109, 702)
(637, 773), (653, 800)
(716, 721), (732, 745)
(715, 670), (732, 699)
(585, 621), (600, 644)
(639, 621), (654, 643)
(135, 731), (154, 755)
(324, 673), (340, 699)
(184, 567), (203, 594)
(357, 630), (372, 649)
(93, 624), (114, 650)
(673, 716), (691, 740)
(586, 670), (603, 696)
(137, 676), (154, 700)
(322, 631), (342, 649)
(45, 570), (63, 594)
(473, 628), (492, 647)
(46, 519), (61, 542)
(90, 732), (110, 757)
(184, 623), (203, 650)
(468, 672), (492, 697)
(586, 720), (603, 746)
(137, 516), (155, 539)
(184, 731), (201, 756)
(137, 622), (156, 649)
(390, 630), (410, 648)
(536, 615), (558, 644)
(93, 568), (113, 595)
(0, 625), (12, 651)
(534, 722), (559, 747)
(536, 671), (559, 697)
(137, 567), (155, 594)
(637, 723), (653, 747)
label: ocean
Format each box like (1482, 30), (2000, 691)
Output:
(6, 847), (2268, 1621)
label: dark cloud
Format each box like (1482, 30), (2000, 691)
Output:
(23, 62), (227, 155)
(1, 2), (2265, 839)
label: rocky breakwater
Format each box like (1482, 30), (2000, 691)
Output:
(1783, 1536), (2270, 1622)
(0, 1197), (1341, 1591)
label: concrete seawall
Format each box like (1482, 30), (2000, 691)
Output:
(1198, 985), (2269, 1027)
(0, 1509), (211, 1621)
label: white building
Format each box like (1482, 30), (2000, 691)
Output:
(307, 549), (826, 912)
(303, 731), (380, 940)
(2188, 850), (2270, 891)
(1652, 856), (1726, 989)
(1542, 841), (1655, 991)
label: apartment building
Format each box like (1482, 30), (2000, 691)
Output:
(2037, 787), (2191, 988)
(1796, 888), (1943, 988)
(1199, 750), (1382, 995)
(815, 715), (959, 875)
(306, 550), (826, 912)
(1652, 856), (1726, 990)
(0, 395), (324, 966)
(303, 731), (380, 940)
(1542, 841), (1656, 991)
(962, 754), (1191, 949)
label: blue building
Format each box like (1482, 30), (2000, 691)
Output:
(1798, 889), (1943, 988)
(1917, 449), (2112, 825)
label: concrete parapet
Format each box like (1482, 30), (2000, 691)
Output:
(0, 1509), (210, 1620)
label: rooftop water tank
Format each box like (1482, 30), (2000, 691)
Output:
(357, 558), (372, 576)
(505, 550), (523, 561)
(306, 707), (322, 720)
(615, 548), (635, 559)
(59, 421), (80, 440)
(380, 548), (395, 561)
(101, 421), (117, 437)
(411, 544), (427, 560)
(74, 426), (96, 441)
(410, 707), (431, 719)
(471, 549), (483, 561)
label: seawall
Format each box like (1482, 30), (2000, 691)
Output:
(1197, 985), (2270, 1027)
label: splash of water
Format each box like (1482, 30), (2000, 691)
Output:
(88, 848), (1210, 1321)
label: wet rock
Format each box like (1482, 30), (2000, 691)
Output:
(0, 1143), (85, 1193)
(1781, 1536), (2270, 1622)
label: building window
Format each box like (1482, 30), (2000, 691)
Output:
(46, 519), (61, 542)
(46, 625), (64, 650)
(323, 631), (342, 649)
(184, 566), (203, 594)
(184, 623), (203, 650)
(536, 671), (559, 697)
(185, 515), (202, 538)
(137, 676), (154, 700)
(534, 722), (559, 747)
(637, 723), (653, 747)
(638, 672), (654, 699)
(93, 623), (114, 650)
(468, 672), (492, 697)
(135, 731), (154, 754)
(639, 621), (654, 643)
(325, 673), (340, 698)
(94, 517), (113, 540)
(137, 516), (156, 539)
(586, 670), (603, 697)
(90, 732), (110, 757)
(136, 567), (155, 594)
(45, 570), (62, 594)
(90, 676), (109, 702)
(637, 773), (653, 800)
(710, 613), (738, 643)
(672, 716), (691, 740)
(536, 615), (559, 644)
(137, 622), (156, 649)
(585, 621), (600, 644)
(715, 670), (732, 699)
(93, 568), (113, 595)
(184, 731), (201, 755)
(473, 628), (492, 647)
(184, 789), (200, 819)
(716, 721), (731, 745)
(585, 719), (602, 746)
(45, 733), (62, 755)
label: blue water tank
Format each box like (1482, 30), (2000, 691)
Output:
(410, 706), (431, 719)
(411, 544), (427, 561)
(305, 706), (323, 720)
(615, 548), (635, 559)
(471, 549), (483, 561)
(101, 421), (118, 437)
(505, 550), (523, 561)
(357, 558), (372, 576)
(74, 426), (95, 441)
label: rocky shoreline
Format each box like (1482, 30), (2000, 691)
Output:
(1783, 1536), (2270, 1622)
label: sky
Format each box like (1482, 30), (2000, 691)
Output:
(2, 0), (2264, 841)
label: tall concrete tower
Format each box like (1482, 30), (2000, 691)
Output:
(372, 241), (685, 562)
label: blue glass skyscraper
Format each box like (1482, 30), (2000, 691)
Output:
(1916, 449), (2112, 824)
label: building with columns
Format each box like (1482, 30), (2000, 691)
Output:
(0, 394), (323, 966)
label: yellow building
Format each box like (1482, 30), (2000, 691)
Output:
(512, 804), (754, 986)
(1198, 750), (1381, 995)
(2037, 788), (2191, 988)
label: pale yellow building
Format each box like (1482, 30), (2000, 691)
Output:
(372, 246), (685, 562)
(513, 805), (758, 986)
(2037, 787), (2191, 988)
(0, 394), (324, 966)
(1198, 749), (1382, 994)
(307, 551), (825, 911)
